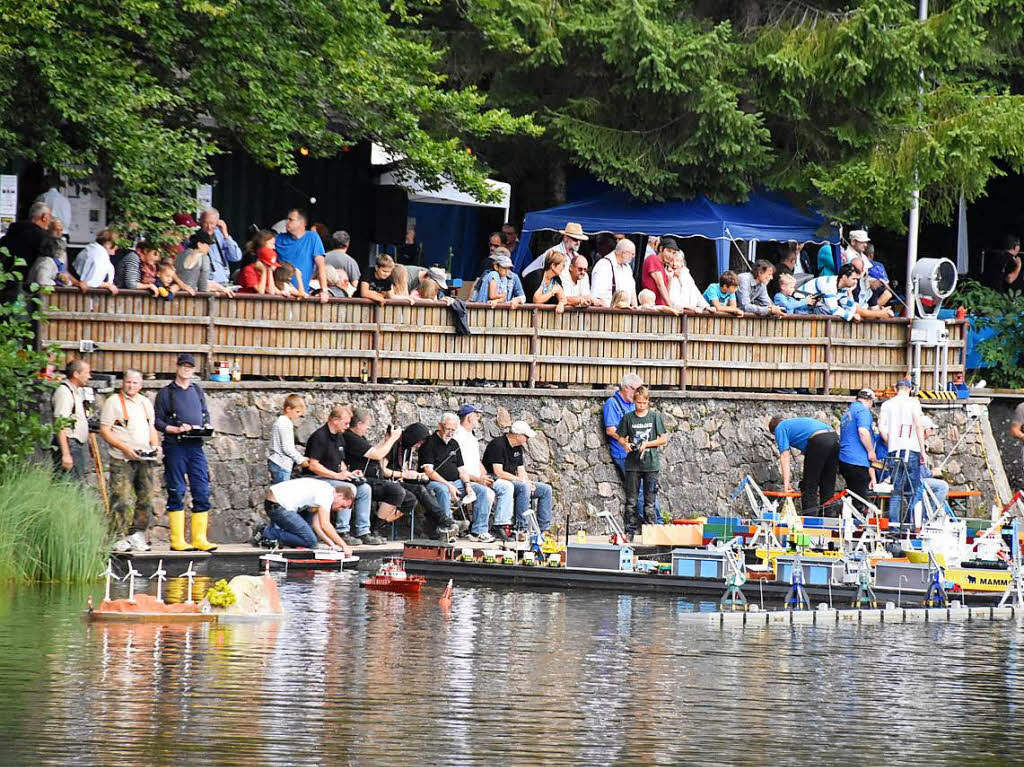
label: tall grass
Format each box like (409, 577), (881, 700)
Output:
(0, 462), (110, 582)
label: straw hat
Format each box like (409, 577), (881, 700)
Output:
(559, 222), (589, 241)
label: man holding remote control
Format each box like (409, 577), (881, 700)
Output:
(154, 353), (218, 552)
(100, 368), (161, 553)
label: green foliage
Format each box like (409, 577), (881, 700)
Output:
(0, 462), (109, 582)
(0, 252), (58, 474)
(954, 279), (1024, 388)
(0, 0), (537, 231)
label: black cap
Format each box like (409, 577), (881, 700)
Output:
(188, 231), (214, 248)
(659, 237), (679, 251)
(176, 353), (197, 367)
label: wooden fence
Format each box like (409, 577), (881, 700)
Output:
(40, 289), (967, 393)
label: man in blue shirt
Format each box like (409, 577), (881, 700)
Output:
(838, 389), (879, 510)
(275, 208), (328, 300)
(198, 208), (243, 284)
(603, 374), (659, 526)
(154, 353), (217, 552)
(768, 415), (840, 515)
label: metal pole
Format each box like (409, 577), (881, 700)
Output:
(905, 0), (928, 323)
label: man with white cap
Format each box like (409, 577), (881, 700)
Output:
(522, 221), (588, 280)
(845, 229), (870, 268)
(838, 388), (880, 509)
(482, 420), (553, 532)
(455, 405), (515, 541)
(879, 379), (928, 524)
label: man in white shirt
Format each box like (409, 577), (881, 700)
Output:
(53, 359), (91, 479)
(454, 405), (515, 541)
(591, 238), (638, 306)
(522, 221), (588, 280)
(100, 369), (160, 552)
(261, 477), (356, 554)
(34, 175), (72, 234)
(73, 229), (119, 293)
(562, 255), (593, 306)
(878, 379), (928, 524)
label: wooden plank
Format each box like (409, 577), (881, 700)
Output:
(47, 312), (208, 326)
(685, 334), (828, 346)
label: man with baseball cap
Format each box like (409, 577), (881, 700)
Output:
(454, 405), (515, 540)
(838, 388), (880, 509)
(521, 221), (588, 280)
(154, 353), (217, 551)
(482, 420), (553, 532)
(878, 379), (928, 524)
(845, 229), (870, 267)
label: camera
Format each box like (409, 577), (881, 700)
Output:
(136, 448), (158, 461)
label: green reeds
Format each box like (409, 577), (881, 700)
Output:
(0, 462), (110, 582)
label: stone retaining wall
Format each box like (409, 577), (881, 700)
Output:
(82, 384), (1005, 544)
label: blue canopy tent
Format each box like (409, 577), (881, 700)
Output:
(512, 191), (837, 276)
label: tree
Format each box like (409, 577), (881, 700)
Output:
(0, 0), (537, 232)
(410, 0), (1024, 228)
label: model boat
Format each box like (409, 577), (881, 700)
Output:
(360, 559), (425, 594)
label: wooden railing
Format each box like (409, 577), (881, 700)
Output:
(40, 289), (967, 393)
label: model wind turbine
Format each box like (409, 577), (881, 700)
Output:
(149, 559), (167, 603)
(182, 560), (198, 604)
(122, 561), (143, 602)
(99, 559), (116, 602)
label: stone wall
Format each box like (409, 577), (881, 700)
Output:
(85, 383), (1006, 544)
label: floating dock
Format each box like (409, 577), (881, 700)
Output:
(701, 605), (1018, 627)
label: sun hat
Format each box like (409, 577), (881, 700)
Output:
(558, 222), (589, 241)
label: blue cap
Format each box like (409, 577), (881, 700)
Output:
(896, 379), (912, 389)
(457, 404), (479, 419)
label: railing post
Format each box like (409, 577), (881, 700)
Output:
(824, 318), (832, 395)
(528, 308), (539, 389)
(371, 303), (381, 384)
(206, 294), (217, 378)
(679, 313), (688, 391)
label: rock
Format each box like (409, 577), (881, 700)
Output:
(527, 433), (551, 464)
(597, 482), (614, 498)
(585, 432), (602, 449)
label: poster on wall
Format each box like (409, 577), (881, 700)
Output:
(64, 174), (107, 246)
(196, 184), (213, 217)
(0, 175), (17, 235)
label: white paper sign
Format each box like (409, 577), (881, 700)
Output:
(0, 174), (17, 234)
(196, 184), (213, 217)
(65, 176), (107, 246)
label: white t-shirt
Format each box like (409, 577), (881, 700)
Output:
(879, 394), (923, 454)
(590, 254), (637, 305)
(668, 266), (709, 310)
(454, 425), (484, 477)
(562, 272), (591, 299)
(270, 478), (334, 512)
(73, 242), (115, 287)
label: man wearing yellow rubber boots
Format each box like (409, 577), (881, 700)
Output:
(154, 353), (217, 552)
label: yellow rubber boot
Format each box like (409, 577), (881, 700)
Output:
(191, 511), (218, 552)
(168, 510), (194, 552)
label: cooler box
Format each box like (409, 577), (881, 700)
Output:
(671, 548), (726, 579)
(640, 523), (703, 546)
(565, 543), (634, 571)
(775, 555), (841, 586)
(874, 561), (931, 592)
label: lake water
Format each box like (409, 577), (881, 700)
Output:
(2, 570), (1023, 765)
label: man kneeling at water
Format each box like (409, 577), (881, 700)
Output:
(261, 478), (355, 555)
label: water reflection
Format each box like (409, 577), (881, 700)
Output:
(1, 574), (1024, 764)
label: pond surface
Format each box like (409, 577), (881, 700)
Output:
(2, 570), (1023, 765)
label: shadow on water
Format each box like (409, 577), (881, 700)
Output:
(1, 572), (1024, 765)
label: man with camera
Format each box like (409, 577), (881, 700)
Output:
(343, 408), (419, 535)
(154, 353), (217, 552)
(52, 358), (91, 480)
(100, 369), (161, 552)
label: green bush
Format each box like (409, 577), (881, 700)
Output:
(0, 462), (110, 582)
(954, 279), (1024, 389)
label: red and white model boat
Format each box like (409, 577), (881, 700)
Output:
(360, 559), (425, 595)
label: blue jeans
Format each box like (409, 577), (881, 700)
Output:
(323, 480), (372, 536)
(163, 442), (210, 512)
(911, 477), (950, 518)
(263, 500), (317, 548)
(268, 460), (291, 484)
(888, 451), (922, 524)
(430, 479), (494, 534)
(613, 454), (661, 524)
(512, 480), (552, 531)
(491, 479), (514, 526)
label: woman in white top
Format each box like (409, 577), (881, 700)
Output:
(73, 229), (119, 292)
(667, 251), (709, 312)
(268, 394), (309, 483)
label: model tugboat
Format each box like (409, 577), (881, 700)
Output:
(360, 559), (425, 595)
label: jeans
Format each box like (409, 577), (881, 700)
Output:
(163, 441), (210, 512)
(512, 480), (552, 531)
(888, 451), (922, 524)
(625, 471), (659, 533)
(613, 454), (661, 524)
(108, 458), (155, 537)
(491, 479), (514, 526)
(268, 460), (291, 485)
(262, 499), (317, 548)
(53, 438), (88, 481)
(322, 479), (372, 536)
(430, 479), (493, 534)
(910, 477), (950, 521)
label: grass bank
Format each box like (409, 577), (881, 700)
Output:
(0, 463), (109, 582)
